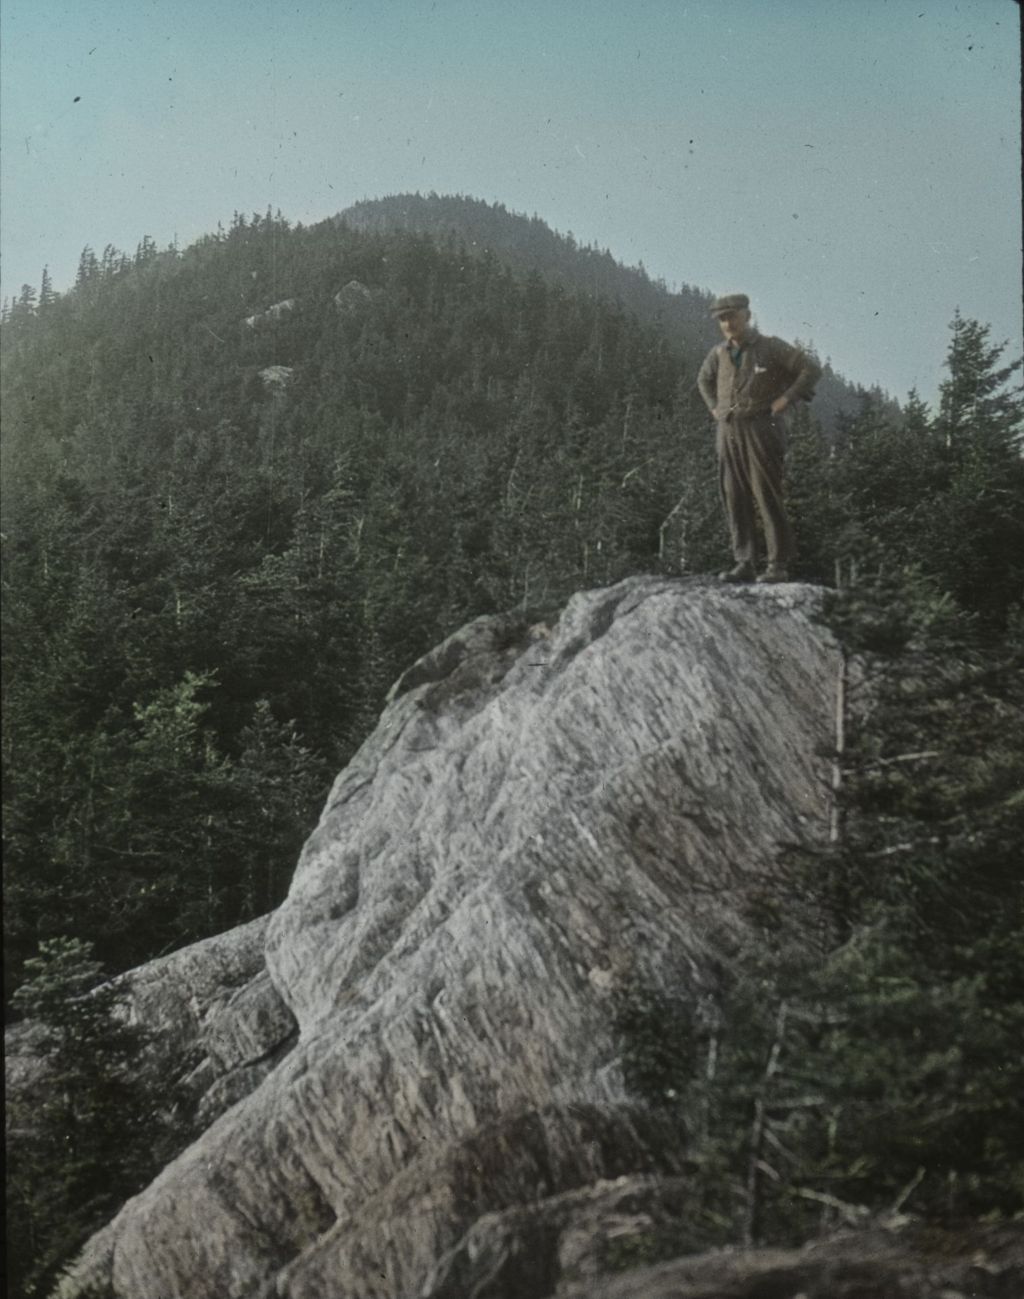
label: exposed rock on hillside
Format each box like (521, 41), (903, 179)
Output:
(245, 298), (297, 328)
(59, 576), (846, 1299)
(334, 279), (376, 314)
(259, 364), (295, 391)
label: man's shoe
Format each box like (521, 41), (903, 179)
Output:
(757, 564), (790, 584)
(718, 562), (756, 583)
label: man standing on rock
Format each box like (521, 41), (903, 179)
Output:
(697, 294), (821, 583)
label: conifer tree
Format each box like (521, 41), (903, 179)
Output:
(927, 314), (1024, 622)
(7, 939), (165, 1298)
(617, 564), (1024, 1244)
(937, 312), (1023, 453)
(38, 266), (55, 309)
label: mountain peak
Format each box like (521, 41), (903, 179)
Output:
(334, 192), (887, 424)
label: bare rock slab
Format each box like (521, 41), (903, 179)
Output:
(60, 576), (843, 1299)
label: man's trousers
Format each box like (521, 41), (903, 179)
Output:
(715, 412), (796, 566)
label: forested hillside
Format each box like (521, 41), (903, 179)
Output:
(339, 192), (719, 347)
(3, 202), (1024, 1298)
(338, 192), (895, 429)
(1, 210), (705, 997)
(2, 206), (1022, 1003)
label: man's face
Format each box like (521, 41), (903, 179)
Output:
(716, 309), (750, 342)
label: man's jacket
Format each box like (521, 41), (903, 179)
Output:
(697, 331), (821, 421)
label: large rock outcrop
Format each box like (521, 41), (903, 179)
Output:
(59, 575), (848, 1299)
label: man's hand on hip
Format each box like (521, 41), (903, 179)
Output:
(771, 396), (790, 415)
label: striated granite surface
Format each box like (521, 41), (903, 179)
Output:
(56, 575), (850, 1299)
(112, 914), (298, 1125)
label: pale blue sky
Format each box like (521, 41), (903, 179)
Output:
(2, 0), (1020, 403)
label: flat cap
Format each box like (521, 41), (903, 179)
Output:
(710, 293), (750, 317)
